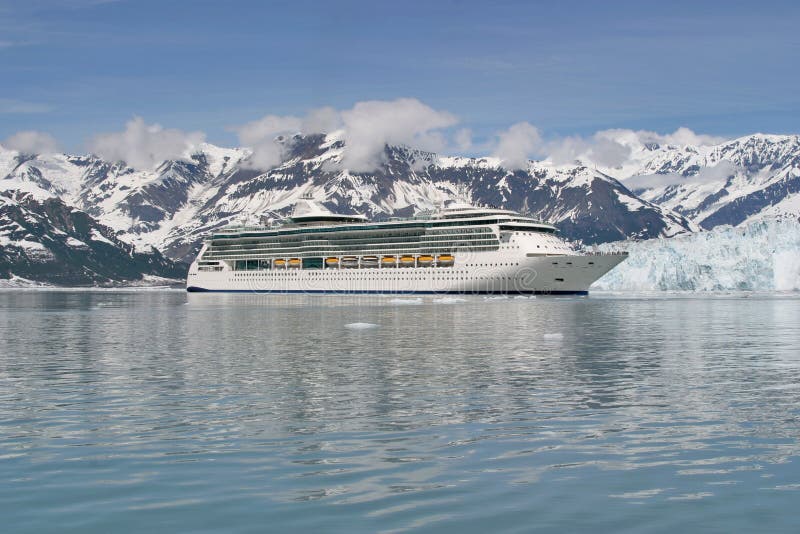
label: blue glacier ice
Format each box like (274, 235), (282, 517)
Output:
(592, 218), (800, 291)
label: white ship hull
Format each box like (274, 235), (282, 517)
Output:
(187, 200), (628, 295)
(187, 250), (626, 295)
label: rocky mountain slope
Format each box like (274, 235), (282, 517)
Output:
(1, 133), (693, 265)
(2, 130), (799, 285)
(598, 133), (800, 229)
(0, 190), (183, 286)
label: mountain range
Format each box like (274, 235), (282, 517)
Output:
(2, 131), (799, 286)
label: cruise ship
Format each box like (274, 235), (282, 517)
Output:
(186, 197), (627, 294)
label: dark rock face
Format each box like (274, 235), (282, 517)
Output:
(3, 133), (697, 271)
(0, 191), (185, 285)
(154, 137), (692, 259)
(630, 134), (800, 229)
(28, 132), (800, 284)
(699, 173), (800, 229)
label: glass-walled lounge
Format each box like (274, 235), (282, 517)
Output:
(229, 254), (458, 271)
(202, 226), (500, 263)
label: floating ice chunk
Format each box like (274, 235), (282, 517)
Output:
(433, 297), (467, 304)
(609, 488), (665, 499)
(483, 295), (508, 300)
(388, 298), (423, 305)
(513, 295), (536, 300)
(667, 492), (714, 501)
(344, 322), (379, 330)
(543, 332), (564, 340)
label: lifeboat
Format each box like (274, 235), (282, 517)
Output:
(325, 257), (339, 267)
(288, 258), (302, 268)
(417, 255), (434, 266)
(437, 254), (455, 266)
(361, 255), (379, 267)
(381, 256), (397, 267)
(341, 255), (358, 268)
(399, 255), (415, 267)
(273, 258), (286, 268)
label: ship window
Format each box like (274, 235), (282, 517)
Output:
(555, 278), (564, 282)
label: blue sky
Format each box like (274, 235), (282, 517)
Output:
(2, 0), (799, 152)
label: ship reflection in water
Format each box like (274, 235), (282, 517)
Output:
(1, 291), (800, 533)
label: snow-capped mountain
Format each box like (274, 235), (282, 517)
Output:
(598, 133), (800, 229)
(3, 129), (799, 286)
(1, 133), (693, 269)
(0, 189), (183, 286)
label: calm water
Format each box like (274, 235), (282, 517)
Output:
(1, 291), (800, 533)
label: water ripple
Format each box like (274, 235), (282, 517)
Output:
(1, 291), (800, 532)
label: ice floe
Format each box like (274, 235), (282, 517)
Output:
(344, 322), (380, 330)
(388, 298), (423, 305)
(433, 297), (467, 304)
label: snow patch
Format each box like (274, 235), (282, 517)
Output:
(90, 229), (115, 245)
(66, 237), (89, 248)
(8, 239), (50, 254)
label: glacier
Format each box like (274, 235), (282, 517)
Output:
(592, 218), (800, 291)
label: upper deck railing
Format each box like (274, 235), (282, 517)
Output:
(214, 211), (553, 235)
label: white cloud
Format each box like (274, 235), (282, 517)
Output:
(302, 106), (342, 135)
(235, 99), (459, 172)
(491, 122), (542, 170)
(88, 117), (205, 170)
(234, 114), (303, 169)
(235, 114), (303, 146)
(695, 160), (739, 182)
(656, 127), (727, 147)
(233, 107), (344, 169)
(593, 127), (726, 151)
(339, 98), (458, 172)
(546, 135), (589, 166)
(547, 127), (729, 168)
(232, 104), (732, 176)
(2, 130), (61, 154)
(547, 132), (632, 167)
(625, 160), (740, 191)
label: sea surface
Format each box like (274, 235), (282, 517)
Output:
(1, 290), (800, 533)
